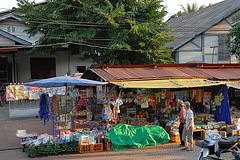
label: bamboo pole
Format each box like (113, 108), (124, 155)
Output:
(65, 83), (67, 129)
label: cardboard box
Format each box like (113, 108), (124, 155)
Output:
(80, 140), (89, 145)
(231, 129), (239, 136)
(170, 134), (180, 143)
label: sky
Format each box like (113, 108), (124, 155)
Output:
(1, 0), (224, 18)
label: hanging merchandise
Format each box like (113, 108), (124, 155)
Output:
(39, 93), (50, 125)
(103, 104), (112, 120)
(211, 100), (216, 112)
(115, 98), (123, 113)
(140, 96), (149, 108)
(165, 99), (172, 114)
(175, 91), (179, 100)
(195, 89), (203, 103)
(6, 85), (15, 101)
(203, 92), (212, 105)
(15, 85), (24, 100)
(168, 92), (173, 103)
(184, 90), (189, 99)
(50, 95), (60, 121)
(154, 92), (161, 103)
(29, 87), (41, 100)
(141, 101), (149, 108)
(80, 90), (87, 102)
(161, 92), (166, 99)
(23, 86), (29, 99)
(214, 93), (224, 106)
(149, 95), (155, 106)
(86, 88), (93, 98)
(179, 91), (183, 100)
(113, 106), (117, 119)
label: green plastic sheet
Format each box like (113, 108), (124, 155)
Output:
(105, 124), (170, 151)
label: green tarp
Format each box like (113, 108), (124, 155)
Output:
(105, 124), (170, 151)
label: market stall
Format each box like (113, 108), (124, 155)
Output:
(16, 76), (108, 157)
(106, 79), (230, 142)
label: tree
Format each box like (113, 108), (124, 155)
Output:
(168, 3), (211, 20)
(15, 0), (174, 65)
(228, 14), (240, 57)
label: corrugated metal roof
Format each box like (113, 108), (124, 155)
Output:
(104, 68), (209, 80)
(166, 0), (240, 50)
(90, 66), (240, 81)
(90, 69), (117, 81)
(199, 68), (240, 80)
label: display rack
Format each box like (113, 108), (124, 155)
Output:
(53, 114), (72, 136)
(72, 99), (92, 131)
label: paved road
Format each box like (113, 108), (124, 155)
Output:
(0, 142), (236, 160)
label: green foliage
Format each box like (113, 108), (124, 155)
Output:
(228, 14), (240, 57)
(37, 142), (46, 156)
(27, 143), (38, 158)
(61, 140), (70, 152)
(15, 0), (174, 64)
(69, 139), (78, 152)
(53, 143), (62, 155)
(43, 140), (54, 156)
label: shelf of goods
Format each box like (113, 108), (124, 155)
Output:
(72, 102), (92, 132)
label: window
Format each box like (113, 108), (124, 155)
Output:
(7, 26), (16, 33)
(77, 66), (86, 73)
(30, 58), (56, 79)
(218, 35), (230, 61)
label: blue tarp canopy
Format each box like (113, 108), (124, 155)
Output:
(24, 76), (107, 87)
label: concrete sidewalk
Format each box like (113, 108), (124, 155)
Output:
(0, 106), (52, 150)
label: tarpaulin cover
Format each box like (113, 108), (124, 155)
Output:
(105, 124), (170, 151)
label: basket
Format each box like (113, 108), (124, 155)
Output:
(104, 138), (112, 151)
(92, 143), (103, 152)
(78, 144), (92, 154)
(169, 134), (180, 143)
(78, 143), (103, 154)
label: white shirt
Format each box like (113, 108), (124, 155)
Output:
(185, 109), (194, 128)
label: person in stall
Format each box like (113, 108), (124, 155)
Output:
(181, 101), (194, 151)
(138, 108), (149, 120)
(177, 100), (185, 147)
(153, 115), (160, 126)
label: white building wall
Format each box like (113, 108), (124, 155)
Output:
(0, 35), (15, 46)
(15, 50), (93, 83)
(0, 19), (42, 45)
(178, 36), (202, 63)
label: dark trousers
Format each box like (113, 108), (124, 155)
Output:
(179, 122), (185, 146)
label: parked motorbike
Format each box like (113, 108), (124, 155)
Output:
(229, 148), (240, 160)
(197, 127), (240, 160)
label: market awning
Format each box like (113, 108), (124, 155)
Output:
(226, 81), (240, 89)
(110, 79), (226, 88)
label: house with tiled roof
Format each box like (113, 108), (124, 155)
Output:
(166, 0), (240, 64)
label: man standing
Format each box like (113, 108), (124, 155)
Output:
(181, 101), (194, 151)
(178, 100), (185, 147)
